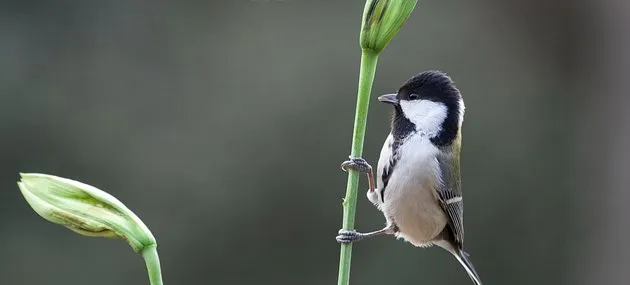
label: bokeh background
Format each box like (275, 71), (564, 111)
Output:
(1, 0), (628, 284)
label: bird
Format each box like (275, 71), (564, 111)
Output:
(336, 70), (482, 285)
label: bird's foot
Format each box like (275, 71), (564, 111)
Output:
(336, 229), (365, 243)
(341, 157), (372, 173)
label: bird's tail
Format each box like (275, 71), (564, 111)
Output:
(452, 248), (482, 285)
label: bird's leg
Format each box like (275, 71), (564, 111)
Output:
(340, 156), (375, 193)
(338, 157), (381, 243)
(336, 224), (397, 243)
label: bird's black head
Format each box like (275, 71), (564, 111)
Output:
(378, 70), (463, 146)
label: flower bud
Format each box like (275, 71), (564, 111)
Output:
(18, 173), (156, 252)
(360, 0), (417, 53)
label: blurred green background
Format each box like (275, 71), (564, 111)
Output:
(1, 0), (628, 284)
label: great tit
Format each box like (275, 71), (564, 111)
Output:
(337, 70), (482, 285)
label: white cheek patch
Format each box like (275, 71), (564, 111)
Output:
(399, 100), (448, 136)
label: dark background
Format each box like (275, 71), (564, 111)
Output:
(1, 0), (628, 284)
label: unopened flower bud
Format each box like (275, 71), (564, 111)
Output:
(360, 0), (417, 53)
(18, 173), (156, 252)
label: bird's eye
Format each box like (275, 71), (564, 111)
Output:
(409, 94), (420, 100)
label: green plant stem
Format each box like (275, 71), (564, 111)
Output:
(337, 49), (379, 285)
(142, 245), (163, 285)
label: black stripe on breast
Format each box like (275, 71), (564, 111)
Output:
(380, 153), (397, 202)
(380, 107), (415, 202)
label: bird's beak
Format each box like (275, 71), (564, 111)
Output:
(378, 94), (399, 105)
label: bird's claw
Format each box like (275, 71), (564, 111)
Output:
(341, 157), (372, 173)
(336, 229), (364, 243)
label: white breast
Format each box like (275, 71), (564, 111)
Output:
(375, 133), (448, 246)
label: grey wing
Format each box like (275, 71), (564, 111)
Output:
(436, 145), (465, 245)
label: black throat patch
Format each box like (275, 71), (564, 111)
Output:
(391, 105), (416, 140)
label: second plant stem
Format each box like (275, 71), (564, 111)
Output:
(337, 49), (379, 285)
(142, 245), (164, 285)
